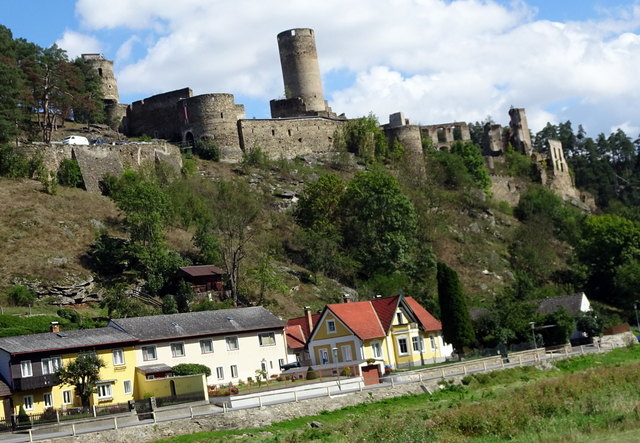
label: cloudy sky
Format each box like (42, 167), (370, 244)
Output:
(3, 0), (640, 137)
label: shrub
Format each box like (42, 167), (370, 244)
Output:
(57, 158), (84, 188)
(340, 366), (352, 377)
(306, 367), (318, 380)
(6, 285), (36, 306)
(195, 139), (221, 161)
(17, 405), (30, 427)
(172, 363), (212, 378)
(242, 145), (267, 168)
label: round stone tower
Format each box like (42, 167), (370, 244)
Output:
(277, 28), (326, 113)
(81, 54), (119, 103)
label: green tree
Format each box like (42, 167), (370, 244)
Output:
(161, 294), (179, 314)
(539, 308), (575, 346)
(57, 353), (105, 409)
(576, 311), (603, 339)
(174, 279), (194, 313)
(294, 173), (346, 233)
(436, 262), (475, 359)
(450, 141), (491, 192)
(56, 158), (84, 188)
(334, 113), (387, 162)
(172, 363), (211, 378)
(342, 168), (417, 278)
(5, 285), (36, 306)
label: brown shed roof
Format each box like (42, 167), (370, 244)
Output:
(179, 265), (226, 277)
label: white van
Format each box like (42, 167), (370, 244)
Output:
(61, 135), (90, 145)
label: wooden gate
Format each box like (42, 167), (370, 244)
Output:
(361, 364), (381, 385)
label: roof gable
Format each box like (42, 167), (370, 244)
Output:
(405, 297), (442, 331)
(325, 301), (386, 340)
(370, 295), (401, 332)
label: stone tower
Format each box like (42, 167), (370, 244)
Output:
(270, 28), (336, 118)
(81, 54), (119, 103)
(508, 107), (532, 156)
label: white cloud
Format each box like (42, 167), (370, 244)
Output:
(73, 0), (640, 135)
(56, 30), (101, 59)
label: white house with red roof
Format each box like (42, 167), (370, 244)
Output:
(301, 295), (451, 381)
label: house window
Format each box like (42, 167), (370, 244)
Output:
(341, 345), (352, 362)
(97, 383), (112, 399)
(230, 365), (238, 378)
(258, 332), (276, 346)
(320, 349), (329, 364)
(171, 343), (185, 358)
(216, 367), (224, 379)
(142, 346), (157, 361)
(43, 392), (53, 408)
(62, 390), (72, 405)
(200, 339), (213, 354)
(42, 357), (62, 374)
(327, 320), (336, 334)
(146, 375), (155, 380)
(123, 380), (132, 395)
(430, 336), (437, 350)
(225, 336), (239, 351)
(412, 337), (424, 352)
(371, 342), (382, 358)
(20, 360), (32, 378)
(398, 338), (408, 355)
(112, 349), (125, 366)
(278, 358), (285, 368)
(23, 395), (34, 411)
(396, 312), (404, 324)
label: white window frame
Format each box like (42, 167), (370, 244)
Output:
(371, 342), (382, 358)
(341, 345), (352, 362)
(320, 349), (329, 364)
(41, 356), (62, 375)
(43, 392), (53, 408)
(258, 332), (276, 346)
(23, 395), (34, 411)
(327, 319), (336, 334)
(412, 336), (424, 352)
(97, 383), (112, 400)
(20, 360), (32, 378)
(278, 358), (285, 368)
(123, 380), (132, 395)
(142, 345), (157, 361)
(230, 365), (238, 378)
(216, 367), (224, 380)
(170, 342), (185, 358)
(430, 336), (437, 350)
(62, 390), (72, 405)
(397, 337), (409, 355)
(396, 312), (404, 325)
(225, 336), (239, 351)
(200, 339), (213, 354)
(112, 349), (125, 366)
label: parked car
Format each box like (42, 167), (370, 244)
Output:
(61, 135), (89, 145)
(92, 138), (107, 145)
(279, 361), (301, 371)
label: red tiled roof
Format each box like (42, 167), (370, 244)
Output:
(327, 301), (386, 340)
(405, 297), (442, 331)
(286, 313), (320, 349)
(179, 265), (225, 277)
(371, 295), (401, 331)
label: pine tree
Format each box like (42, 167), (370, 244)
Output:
(436, 262), (475, 359)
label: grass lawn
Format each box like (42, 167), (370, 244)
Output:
(157, 345), (640, 442)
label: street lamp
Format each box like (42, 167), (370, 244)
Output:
(529, 322), (537, 349)
(332, 347), (340, 388)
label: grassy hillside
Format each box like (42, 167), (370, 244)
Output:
(157, 345), (640, 442)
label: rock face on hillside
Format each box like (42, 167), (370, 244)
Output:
(14, 277), (102, 305)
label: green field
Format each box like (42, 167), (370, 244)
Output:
(158, 345), (640, 442)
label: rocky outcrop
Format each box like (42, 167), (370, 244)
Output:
(15, 276), (102, 305)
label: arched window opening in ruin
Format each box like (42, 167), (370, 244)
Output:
(437, 128), (447, 144)
(98, 68), (103, 77)
(220, 112), (224, 118)
(271, 129), (275, 136)
(288, 129), (292, 136)
(185, 132), (195, 147)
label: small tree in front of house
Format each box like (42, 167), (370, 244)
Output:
(57, 353), (105, 409)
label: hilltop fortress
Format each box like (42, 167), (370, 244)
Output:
(82, 28), (593, 210)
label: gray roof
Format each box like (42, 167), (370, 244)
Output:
(537, 293), (587, 316)
(109, 306), (284, 341)
(0, 327), (138, 355)
(136, 364), (172, 375)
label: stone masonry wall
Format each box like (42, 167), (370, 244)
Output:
(238, 117), (345, 160)
(123, 88), (193, 140)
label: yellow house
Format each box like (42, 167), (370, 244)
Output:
(307, 295), (450, 381)
(0, 325), (138, 417)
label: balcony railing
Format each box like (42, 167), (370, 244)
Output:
(14, 374), (59, 391)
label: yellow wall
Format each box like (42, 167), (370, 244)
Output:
(313, 313), (351, 341)
(135, 374), (208, 401)
(12, 346), (137, 415)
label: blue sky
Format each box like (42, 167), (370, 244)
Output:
(2, 0), (640, 137)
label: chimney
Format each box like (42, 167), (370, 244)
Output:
(50, 321), (60, 333)
(343, 293), (351, 303)
(304, 306), (313, 334)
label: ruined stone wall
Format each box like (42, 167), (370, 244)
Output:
(179, 94), (245, 161)
(420, 122), (471, 150)
(490, 175), (523, 206)
(238, 117), (345, 160)
(545, 139), (596, 211)
(384, 125), (423, 158)
(82, 54), (119, 103)
(508, 108), (532, 155)
(123, 88), (193, 140)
